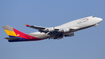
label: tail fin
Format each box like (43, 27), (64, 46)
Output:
(2, 25), (41, 42)
(2, 25), (29, 42)
(3, 25), (17, 37)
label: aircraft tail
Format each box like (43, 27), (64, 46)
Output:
(2, 25), (41, 42)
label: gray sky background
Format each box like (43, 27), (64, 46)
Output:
(0, 0), (105, 59)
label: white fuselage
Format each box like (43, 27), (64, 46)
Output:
(29, 16), (102, 39)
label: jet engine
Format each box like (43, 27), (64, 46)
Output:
(39, 27), (56, 33)
(48, 27), (55, 32)
(39, 28), (48, 33)
(64, 33), (74, 37)
(63, 28), (70, 33)
(54, 36), (63, 39)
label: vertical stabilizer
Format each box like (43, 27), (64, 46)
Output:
(2, 25), (28, 42)
(2, 25), (17, 37)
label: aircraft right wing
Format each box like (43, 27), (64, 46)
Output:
(25, 24), (45, 29)
(25, 24), (80, 33)
(25, 24), (60, 33)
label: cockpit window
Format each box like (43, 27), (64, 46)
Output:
(92, 16), (95, 18)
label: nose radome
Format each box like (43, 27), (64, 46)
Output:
(99, 18), (103, 22)
(96, 17), (103, 22)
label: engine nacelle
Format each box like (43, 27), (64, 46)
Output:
(64, 33), (74, 37)
(39, 28), (48, 33)
(48, 27), (55, 32)
(58, 29), (63, 32)
(43, 28), (49, 32)
(56, 36), (63, 39)
(39, 28), (55, 33)
(63, 28), (70, 33)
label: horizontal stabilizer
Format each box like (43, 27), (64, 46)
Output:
(5, 37), (21, 40)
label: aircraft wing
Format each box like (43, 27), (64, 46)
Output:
(25, 24), (80, 33)
(25, 24), (60, 33)
(25, 24), (45, 30)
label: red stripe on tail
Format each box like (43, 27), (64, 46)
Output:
(13, 28), (42, 41)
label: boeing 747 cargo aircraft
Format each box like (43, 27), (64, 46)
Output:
(2, 16), (103, 42)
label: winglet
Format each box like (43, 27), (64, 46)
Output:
(25, 24), (30, 27)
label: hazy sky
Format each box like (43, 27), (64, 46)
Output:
(0, 0), (105, 59)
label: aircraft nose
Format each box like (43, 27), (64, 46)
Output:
(95, 17), (103, 23)
(99, 18), (103, 22)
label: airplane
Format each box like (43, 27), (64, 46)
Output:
(2, 16), (103, 42)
